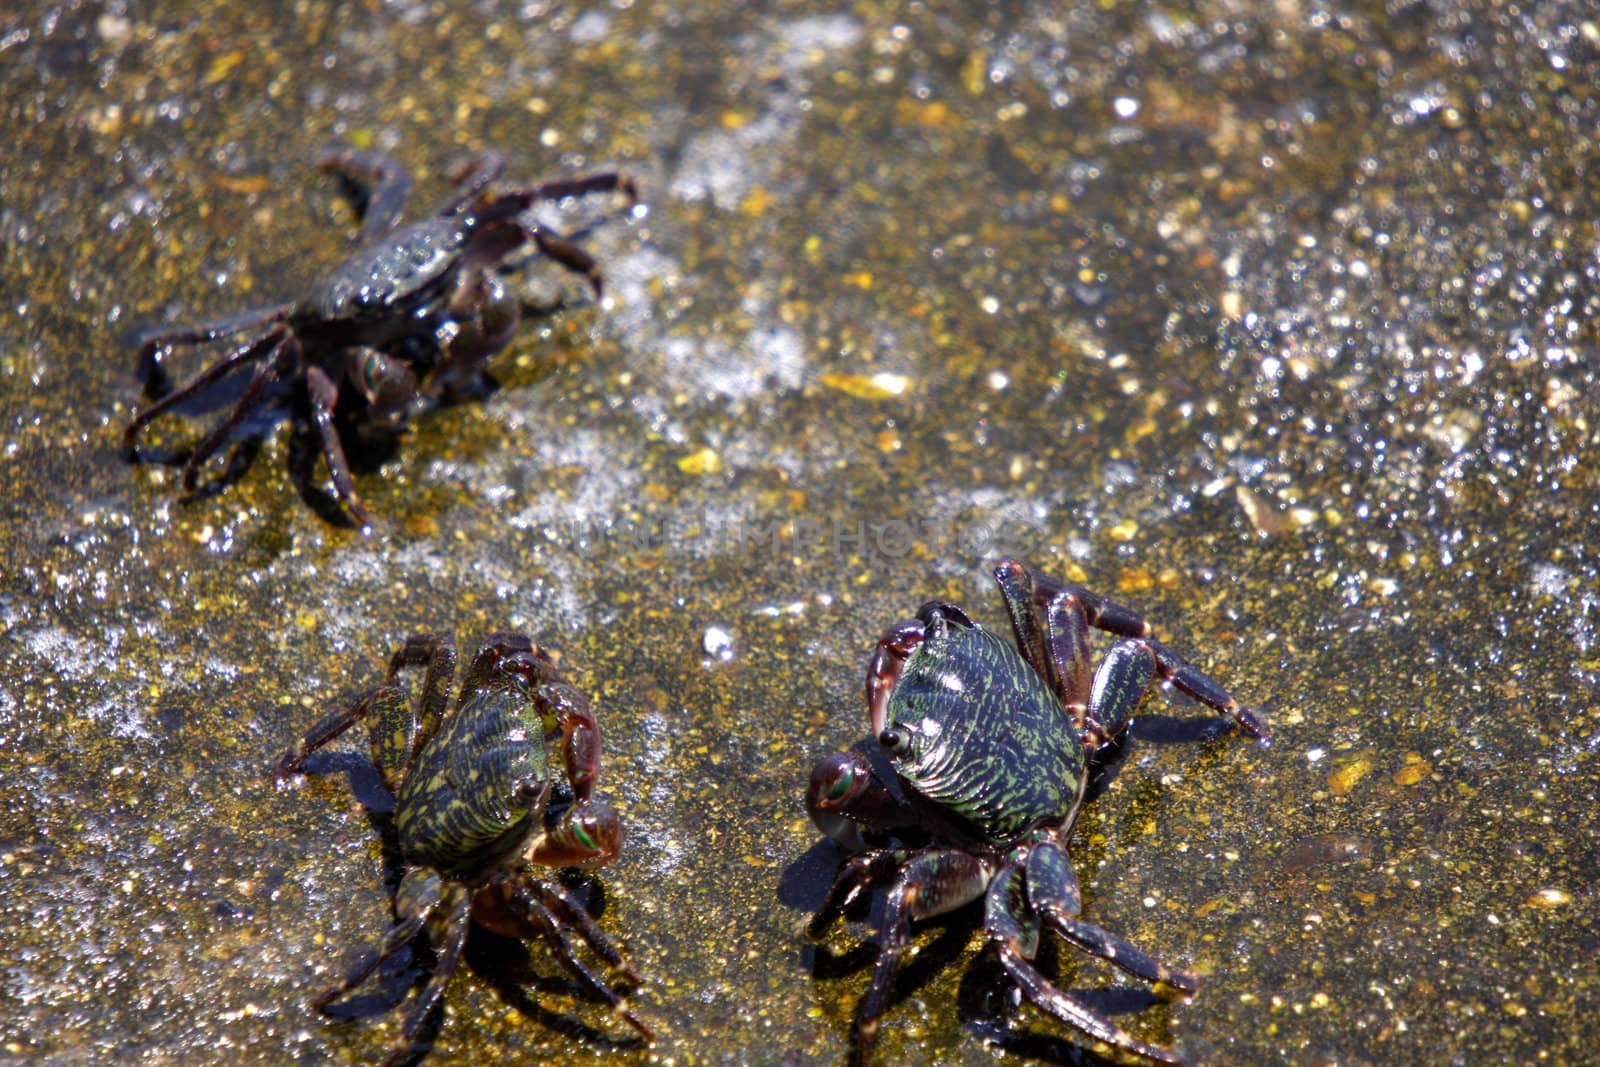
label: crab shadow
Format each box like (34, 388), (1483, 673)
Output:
(779, 720), (1212, 1066)
(284, 741), (645, 1064)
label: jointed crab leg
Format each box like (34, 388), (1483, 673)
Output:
(492, 173), (640, 217)
(1146, 640), (1268, 738)
(274, 632), (460, 788)
(273, 682), (404, 784)
(310, 868), (446, 1012)
(478, 172), (639, 299)
(805, 848), (908, 942)
(1003, 559), (1156, 639)
(850, 850), (991, 1066)
(808, 846), (994, 1063)
(1024, 835), (1200, 992)
(438, 150), (507, 215)
(302, 357), (375, 529)
(130, 303), (295, 396)
(988, 906), (1182, 1062)
(533, 875), (640, 983)
(386, 883), (473, 1067)
(501, 878), (655, 1040)
(381, 632), (460, 768)
(179, 333), (299, 500)
(996, 558), (1269, 741)
(1081, 640), (1159, 746)
(988, 853), (1185, 1065)
(316, 146), (416, 240)
(124, 326), (291, 450)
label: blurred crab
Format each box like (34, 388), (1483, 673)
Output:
(124, 145), (635, 529)
(275, 632), (652, 1065)
(805, 560), (1269, 1064)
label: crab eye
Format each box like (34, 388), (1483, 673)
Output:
(878, 728), (912, 756)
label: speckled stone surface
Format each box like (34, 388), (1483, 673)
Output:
(2, 2), (1597, 1064)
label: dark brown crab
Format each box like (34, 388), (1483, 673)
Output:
(275, 632), (652, 1065)
(123, 146), (635, 529)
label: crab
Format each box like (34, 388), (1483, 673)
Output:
(804, 559), (1269, 1065)
(123, 145), (636, 529)
(275, 632), (652, 1065)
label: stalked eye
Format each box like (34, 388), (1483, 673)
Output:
(825, 762), (856, 801)
(878, 728), (912, 756)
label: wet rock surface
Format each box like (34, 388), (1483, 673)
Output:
(2, 2), (1597, 1064)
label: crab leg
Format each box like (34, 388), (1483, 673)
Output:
(998, 559), (1269, 740)
(273, 682), (410, 785)
(987, 861), (1183, 1065)
(130, 304), (294, 397)
(531, 873), (642, 983)
(310, 867), (445, 1011)
(1146, 639), (1269, 739)
(432, 225), (525, 384)
(171, 331), (296, 498)
(385, 881), (472, 1067)
(303, 358), (375, 531)
(437, 149), (506, 216)
(1081, 638), (1159, 747)
(805, 847), (906, 943)
(380, 631), (459, 769)
(553, 686), (603, 804)
(992, 561), (1053, 685)
(848, 849), (991, 1066)
(124, 326), (289, 449)
(492, 172), (639, 216)
(1003, 559), (1154, 638)
(997, 563), (1098, 722)
(477, 171), (639, 299)
(501, 878), (655, 1040)
(1026, 833), (1201, 992)
(315, 146), (416, 242)
(274, 633), (458, 789)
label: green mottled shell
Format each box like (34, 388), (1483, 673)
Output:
(396, 686), (553, 877)
(888, 625), (1086, 846)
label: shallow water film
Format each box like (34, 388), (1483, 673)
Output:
(2, 2), (1598, 1065)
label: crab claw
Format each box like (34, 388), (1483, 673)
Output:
(807, 752), (878, 851)
(529, 799), (623, 870)
(866, 618), (925, 738)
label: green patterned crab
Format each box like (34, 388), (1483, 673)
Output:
(805, 560), (1269, 1064)
(275, 632), (652, 1065)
